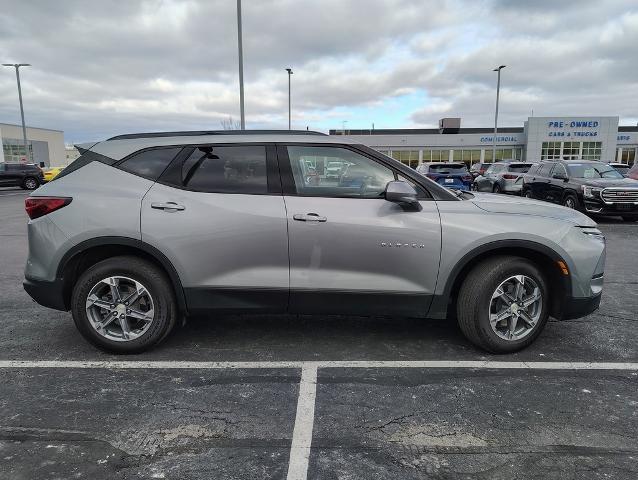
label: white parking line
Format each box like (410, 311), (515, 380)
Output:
(286, 365), (318, 480)
(2, 359), (637, 480)
(1, 359), (638, 370)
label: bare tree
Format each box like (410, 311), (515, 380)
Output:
(220, 116), (242, 130)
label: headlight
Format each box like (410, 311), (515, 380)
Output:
(582, 185), (602, 198)
(580, 227), (605, 243)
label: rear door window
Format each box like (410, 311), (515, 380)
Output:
(181, 145), (268, 194)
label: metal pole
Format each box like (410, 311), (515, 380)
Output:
(15, 66), (29, 161)
(285, 68), (293, 130)
(236, 0), (245, 129)
(492, 65), (505, 163)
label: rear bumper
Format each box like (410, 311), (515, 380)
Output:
(23, 276), (68, 311)
(559, 292), (602, 320)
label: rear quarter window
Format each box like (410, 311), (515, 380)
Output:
(117, 147), (182, 181)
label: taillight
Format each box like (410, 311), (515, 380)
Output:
(25, 197), (72, 220)
(426, 174), (439, 180)
(462, 175), (472, 182)
(502, 174), (518, 180)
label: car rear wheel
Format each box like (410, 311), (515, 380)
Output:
(457, 256), (549, 353)
(493, 184), (502, 194)
(22, 177), (39, 190)
(523, 189), (534, 199)
(71, 256), (177, 353)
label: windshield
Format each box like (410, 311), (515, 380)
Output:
(430, 163), (468, 173)
(566, 163), (624, 179)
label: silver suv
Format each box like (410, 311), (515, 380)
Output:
(23, 131), (606, 354)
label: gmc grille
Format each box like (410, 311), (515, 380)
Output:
(601, 188), (638, 203)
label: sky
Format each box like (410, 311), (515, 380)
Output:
(0, 0), (637, 143)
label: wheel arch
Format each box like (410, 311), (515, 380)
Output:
(57, 237), (187, 314)
(432, 240), (571, 321)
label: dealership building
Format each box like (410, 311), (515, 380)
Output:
(0, 123), (65, 167)
(330, 116), (638, 169)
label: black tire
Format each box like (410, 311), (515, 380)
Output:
(71, 256), (177, 354)
(622, 216), (638, 222)
(493, 183), (502, 194)
(562, 193), (579, 210)
(22, 176), (39, 190)
(456, 256), (550, 353)
(523, 189), (534, 199)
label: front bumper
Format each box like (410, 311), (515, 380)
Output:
(23, 276), (68, 311)
(583, 199), (638, 217)
(560, 292), (602, 320)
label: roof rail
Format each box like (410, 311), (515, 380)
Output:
(107, 130), (327, 140)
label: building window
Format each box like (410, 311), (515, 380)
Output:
(422, 149), (447, 162)
(619, 148), (636, 165)
(581, 142), (602, 160)
(541, 142), (561, 160)
(391, 150), (419, 168)
(1, 139), (33, 163)
(452, 149), (481, 165)
(562, 141), (581, 160)
(484, 148), (522, 163)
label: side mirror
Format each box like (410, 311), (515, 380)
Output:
(552, 173), (568, 181)
(385, 180), (420, 210)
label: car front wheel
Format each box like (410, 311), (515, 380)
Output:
(457, 256), (549, 353)
(71, 256), (177, 353)
(563, 194), (579, 210)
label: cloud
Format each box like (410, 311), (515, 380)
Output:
(0, 0), (636, 142)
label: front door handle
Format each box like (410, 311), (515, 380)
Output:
(293, 213), (327, 222)
(151, 202), (185, 212)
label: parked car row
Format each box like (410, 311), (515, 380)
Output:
(412, 159), (638, 222)
(0, 163), (65, 190)
(521, 160), (638, 222)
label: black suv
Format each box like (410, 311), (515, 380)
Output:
(522, 160), (638, 221)
(0, 163), (45, 190)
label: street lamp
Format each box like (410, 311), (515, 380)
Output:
(285, 68), (293, 130)
(3, 63), (31, 161)
(492, 65), (506, 164)
(236, 0), (245, 129)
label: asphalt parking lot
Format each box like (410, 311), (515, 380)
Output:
(0, 187), (637, 479)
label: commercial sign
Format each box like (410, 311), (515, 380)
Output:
(479, 136), (519, 143)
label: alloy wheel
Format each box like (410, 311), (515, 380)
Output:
(24, 178), (37, 189)
(564, 197), (576, 209)
(488, 275), (542, 341)
(85, 276), (155, 342)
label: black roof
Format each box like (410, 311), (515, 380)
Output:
(108, 130), (327, 140)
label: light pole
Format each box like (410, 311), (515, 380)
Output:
(3, 63), (31, 161)
(285, 68), (293, 130)
(236, 0), (245, 129)
(492, 65), (506, 163)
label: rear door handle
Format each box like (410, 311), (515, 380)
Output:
(151, 202), (185, 212)
(293, 213), (327, 222)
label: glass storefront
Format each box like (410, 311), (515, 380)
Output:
(541, 141), (602, 161)
(2, 138), (33, 163)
